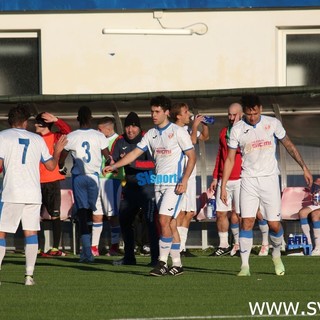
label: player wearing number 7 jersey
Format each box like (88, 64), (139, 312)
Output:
(58, 106), (112, 263)
(0, 104), (67, 285)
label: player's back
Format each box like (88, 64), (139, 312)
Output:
(0, 128), (52, 203)
(65, 128), (109, 175)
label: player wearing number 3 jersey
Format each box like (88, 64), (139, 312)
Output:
(59, 106), (111, 263)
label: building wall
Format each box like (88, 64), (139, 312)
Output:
(0, 9), (320, 94)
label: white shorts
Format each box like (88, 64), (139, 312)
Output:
(216, 179), (240, 213)
(0, 203), (41, 233)
(94, 179), (122, 216)
(306, 204), (320, 211)
(73, 174), (99, 211)
(240, 175), (281, 221)
(155, 185), (184, 219)
(180, 176), (196, 212)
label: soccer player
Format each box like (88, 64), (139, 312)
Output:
(209, 103), (242, 257)
(58, 106), (111, 263)
(220, 94), (313, 276)
(0, 104), (67, 285)
(91, 117), (123, 257)
(298, 178), (320, 255)
(104, 96), (196, 276)
(35, 111), (72, 257)
(170, 102), (209, 257)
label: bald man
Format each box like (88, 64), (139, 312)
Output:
(209, 103), (243, 257)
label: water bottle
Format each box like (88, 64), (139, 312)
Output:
(302, 234), (308, 245)
(287, 233), (294, 250)
(207, 197), (216, 220)
(202, 116), (215, 125)
(313, 192), (320, 205)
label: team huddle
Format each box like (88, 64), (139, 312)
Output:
(0, 94), (314, 285)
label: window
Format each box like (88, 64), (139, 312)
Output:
(277, 28), (320, 86)
(0, 31), (40, 95)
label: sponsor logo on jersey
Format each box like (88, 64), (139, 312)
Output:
(155, 148), (171, 155)
(243, 139), (272, 154)
(136, 170), (178, 186)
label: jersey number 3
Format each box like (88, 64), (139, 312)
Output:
(82, 141), (91, 163)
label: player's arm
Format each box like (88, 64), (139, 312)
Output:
(191, 115), (209, 144)
(42, 112), (72, 135)
(209, 141), (222, 192)
(220, 148), (237, 205)
(175, 148), (196, 195)
(101, 147), (113, 165)
(280, 134), (313, 187)
(44, 135), (68, 171)
(103, 147), (144, 175)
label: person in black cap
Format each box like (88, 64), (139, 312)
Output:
(111, 112), (159, 266)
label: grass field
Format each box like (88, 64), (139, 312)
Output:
(0, 250), (319, 320)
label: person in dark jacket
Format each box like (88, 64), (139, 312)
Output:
(111, 112), (159, 266)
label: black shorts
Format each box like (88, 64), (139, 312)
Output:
(41, 181), (61, 218)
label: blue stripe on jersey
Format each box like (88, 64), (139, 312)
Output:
(269, 228), (284, 238)
(177, 152), (185, 182)
(41, 155), (53, 163)
(239, 230), (253, 238)
(137, 145), (148, 152)
(25, 234), (38, 245)
(0, 238), (6, 247)
(157, 122), (172, 135)
(160, 236), (173, 243)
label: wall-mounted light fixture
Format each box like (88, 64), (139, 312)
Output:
(102, 28), (195, 36)
(102, 11), (208, 36)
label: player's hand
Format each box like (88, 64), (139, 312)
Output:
(209, 179), (217, 192)
(304, 167), (313, 188)
(175, 180), (187, 195)
(41, 112), (58, 123)
(105, 155), (114, 166)
(193, 114), (204, 127)
(55, 135), (68, 153)
(102, 165), (116, 176)
(220, 186), (228, 206)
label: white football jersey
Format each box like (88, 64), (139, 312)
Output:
(183, 125), (199, 179)
(137, 122), (194, 186)
(65, 129), (110, 175)
(0, 128), (52, 203)
(228, 115), (286, 177)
